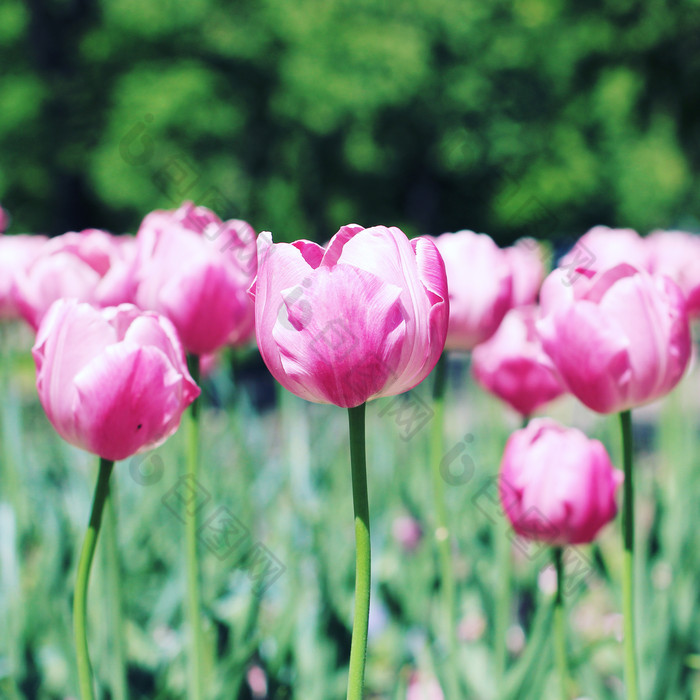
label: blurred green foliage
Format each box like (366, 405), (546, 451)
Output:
(2, 0), (700, 240)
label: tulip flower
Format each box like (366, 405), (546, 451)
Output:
(250, 223), (448, 699)
(499, 418), (622, 697)
(33, 299), (198, 700)
(134, 201), (257, 355)
(433, 230), (513, 351)
(472, 305), (565, 417)
(646, 229), (700, 317)
(558, 226), (649, 291)
(537, 263), (691, 414)
(0, 204), (9, 233)
(134, 201), (257, 700)
(250, 224), (448, 408)
(537, 261), (689, 700)
(13, 229), (136, 330)
(33, 299), (199, 461)
(499, 418), (622, 545)
(504, 238), (546, 307)
(0, 234), (48, 319)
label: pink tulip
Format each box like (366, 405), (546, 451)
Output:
(406, 672), (444, 700)
(472, 305), (565, 416)
(0, 205), (9, 233)
(433, 231), (513, 351)
(558, 226), (649, 291)
(33, 300), (199, 461)
(249, 224), (448, 408)
(505, 238), (546, 306)
(646, 229), (700, 317)
(134, 202), (257, 355)
(537, 263), (691, 413)
(0, 234), (48, 319)
(12, 229), (136, 330)
(499, 419), (623, 545)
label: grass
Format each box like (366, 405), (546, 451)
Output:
(0, 323), (699, 699)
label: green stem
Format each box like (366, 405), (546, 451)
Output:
(553, 547), (570, 700)
(430, 353), (460, 698)
(347, 403), (371, 700)
(495, 415), (528, 693)
(619, 409), (639, 700)
(495, 529), (512, 693)
(74, 458), (114, 700)
(185, 353), (204, 700)
(103, 484), (127, 700)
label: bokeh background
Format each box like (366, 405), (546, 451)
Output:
(2, 0), (700, 240)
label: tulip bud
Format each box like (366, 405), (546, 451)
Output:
(499, 419), (623, 546)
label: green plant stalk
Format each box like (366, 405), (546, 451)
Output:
(185, 353), (205, 700)
(103, 484), (127, 700)
(619, 409), (639, 700)
(553, 547), (570, 700)
(347, 403), (371, 700)
(495, 525), (512, 693)
(429, 353), (461, 698)
(74, 457), (114, 700)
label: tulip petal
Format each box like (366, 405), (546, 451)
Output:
(273, 264), (406, 407)
(538, 301), (631, 413)
(72, 343), (188, 461)
(33, 300), (116, 445)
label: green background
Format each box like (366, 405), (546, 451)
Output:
(2, 0), (700, 242)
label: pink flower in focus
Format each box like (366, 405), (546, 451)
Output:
(0, 234), (48, 319)
(646, 229), (700, 317)
(505, 238), (545, 306)
(249, 225), (448, 408)
(472, 305), (565, 417)
(12, 229), (136, 330)
(558, 226), (650, 292)
(537, 264), (691, 413)
(134, 202), (257, 355)
(499, 419), (623, 545)
(33, 300), (199, 461)
(406, 672), (444, 700)
(433, 231), (513, 351)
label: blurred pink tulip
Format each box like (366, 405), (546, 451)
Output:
(134, 202), (257, 355)
(472, 305), (565, 416)
(392, 515), (423, 551)
(499, 419), (623, 545)
(33, 300), (199, 461)
(646, 229), (700, 317)
(406, 672), (445, 700)
(12, 229), (136, 330)
(0, 234), (48, 319)
(558, 226), (649, 292)
(538, 263), (691, 413)
(433, 231), (513, 351)
(505, 238), (546, 306)
(0, 205), (9, 233)
(249, 224), (448, 408)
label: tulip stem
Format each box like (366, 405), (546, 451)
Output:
(74, 457), (114, 700)
(619, 409), (639, 700)
(430, 353), (461, 698)
(553, 547), (570, 700)
(103, 484), (127, 700)
(185, 353), (205, 700)
(347, 403), (371, 700)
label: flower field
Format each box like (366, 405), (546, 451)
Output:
(0, 218), (699, 698)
